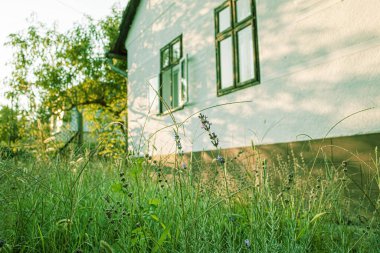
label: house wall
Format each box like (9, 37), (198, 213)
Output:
(125, 0), (380, 156)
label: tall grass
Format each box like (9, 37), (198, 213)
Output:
(0, 144), (379, 252)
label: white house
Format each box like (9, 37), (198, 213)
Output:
(109, 0), (380, 160)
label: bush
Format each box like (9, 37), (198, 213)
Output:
(0, 143), (32, 160)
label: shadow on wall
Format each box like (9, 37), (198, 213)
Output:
(125, 0), (380, 155)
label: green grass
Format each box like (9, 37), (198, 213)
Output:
(0, 149), (379, 253)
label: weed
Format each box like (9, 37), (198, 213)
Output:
(0, 114), (379, 252)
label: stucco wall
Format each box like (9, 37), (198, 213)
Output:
(125, 0), (380, 155)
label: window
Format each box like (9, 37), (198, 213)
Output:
(159, 35), (188, 114)
(215, 0), (260, 96)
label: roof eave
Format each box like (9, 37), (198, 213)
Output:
(108, 0), (141, 58)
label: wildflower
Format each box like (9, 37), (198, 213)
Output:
(244, 239), (251, 248)
(199, 113), (221, 149)
(198, 113), (211, 131)
(181, 162), (187, 169)
(209, 132), (219, 148)
(216, 155), (225, 165)
(342, 161), (348, 172)
(174, 130), (184, 156)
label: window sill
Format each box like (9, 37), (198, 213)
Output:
(217, 79), (260, 97)
(158, 105), (185, 116)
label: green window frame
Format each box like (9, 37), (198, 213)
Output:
(214, 0), (260, 96)
(159, 35), (188, 114)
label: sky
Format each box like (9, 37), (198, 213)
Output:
(0, 0), (129, 107)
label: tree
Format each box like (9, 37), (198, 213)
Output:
(4, 7), (128, 152)
(0, 106), (20, 145)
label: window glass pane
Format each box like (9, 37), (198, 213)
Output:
(237, 0), (251, 22)
(238, 26), (255, 83)
(172, 65), (180, 108)
(161, 69), (172, 111)
(161, 48), (169, 68)
(219, 37), (234, 89)
(172, 40), (181, 63)
(218, 6), (231, 32)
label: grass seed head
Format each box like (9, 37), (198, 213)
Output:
(100, 240), (113, 253)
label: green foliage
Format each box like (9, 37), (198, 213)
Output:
(96, 120), (127, 159)
(0, 105), (37, 159)
(0, 150), (379, 252)
(0, 106), (20, 144)
(5, 11), (127, 116)
(3, 6), (128, 156)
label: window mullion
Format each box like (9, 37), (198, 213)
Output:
(159, 71), (163, 113)
(216, 29), (233, 41)
(235, 19), (252, 33)
(170, 69), (174, 111)
(231, 0), (238, 88)
(231, 0), (237, 26)
(169, 44), (172, 66)
(232, 30), (239, 88)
